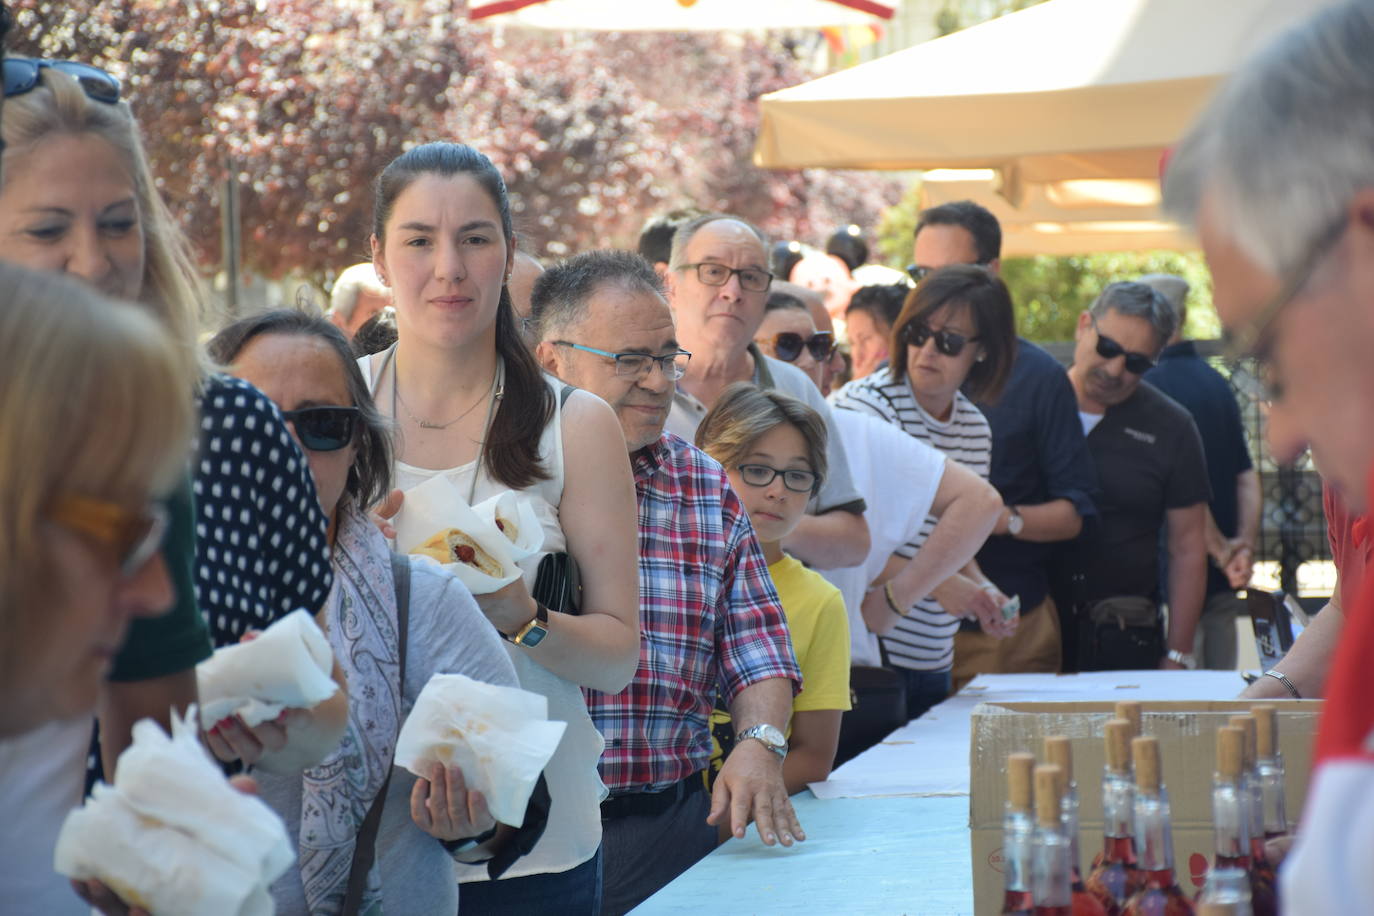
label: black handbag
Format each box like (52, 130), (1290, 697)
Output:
(1080, 595), (1163, 671)
(531, 550), (582, 616)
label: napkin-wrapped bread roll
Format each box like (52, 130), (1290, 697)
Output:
(394, 673), (567, 827)
(54, 708), (293, 916)
(473, 490), (545, 561)
(395, 476), (523, 594)
(196, 608), (338, 729)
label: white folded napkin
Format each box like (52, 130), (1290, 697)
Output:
(473, 490), (545, 562)
(54, 707), (293, 916)
(395, 476), (523, 594)
(394, 673), (566, 826)
(196, 608), (338, 728)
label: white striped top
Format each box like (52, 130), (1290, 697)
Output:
(830, 367), (992, 671)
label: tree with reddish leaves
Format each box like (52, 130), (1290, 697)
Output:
(6, 1), (899, 281)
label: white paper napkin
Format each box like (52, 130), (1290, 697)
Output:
(53, 707), (293, 916)
(394, 673), (566, 826)
(196, 608), (338, 728)
(395, 476), (522, 594)
(473, 490), (545, 562)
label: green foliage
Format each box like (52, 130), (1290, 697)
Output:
(873, 178), (923, 271)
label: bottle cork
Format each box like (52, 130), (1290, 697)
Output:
(1045, 735), (1073, 783)
(1115, 701), (1143, 737)
(1105, 718), (1132, 773)
(1008, 752), (1035, 812)
(1253, 704), (1278, 759)
(1216, 726), (1245, 780)
(1035, 764), (1063, 828)
(1133, 736), (1161, 792)
(1229, 714), (1257, 769)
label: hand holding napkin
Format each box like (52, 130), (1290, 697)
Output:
(196, 608), (338, 729)
(54, 707), (293, 916)
(394, 673), (566, 827)
(395, 476), (523, 594)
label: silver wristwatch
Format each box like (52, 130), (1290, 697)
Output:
(1006, 506), (1024, 537)
(737, 723), (788, 759)
(1166, 648), (1198, 670)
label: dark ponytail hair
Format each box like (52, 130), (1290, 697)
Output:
(372, 142), (553, 490)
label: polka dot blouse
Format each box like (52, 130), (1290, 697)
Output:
(193, 375), (333, 646)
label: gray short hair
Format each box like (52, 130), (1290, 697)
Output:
(329, 263), (388, 322)
(530, 250), (665, 342)
(667, 214), (769, 272)
(1163, 0), (1374, 276)
(1089, 282), (1177, 352)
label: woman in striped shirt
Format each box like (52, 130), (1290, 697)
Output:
(830, 265), (1018, 718)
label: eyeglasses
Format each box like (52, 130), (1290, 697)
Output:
(1090, 317), (1156, 375)
(679, 262), (774, 293)
(281, 406), (360, 452)
(1223, 214), (1349, 369)
(51, 495), (169, 577)
(901, 321), (980, 358)
(760, 331), (834, 364)
(737, 463), (818, 494)
(905, 260), (989, 283)
(553, 342), (692, 380)
(3, 57), (122, 103)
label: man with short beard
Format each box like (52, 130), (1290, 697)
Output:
(1059, 282), (1210, 672)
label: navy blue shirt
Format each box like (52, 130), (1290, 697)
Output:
(1144, 341), (1254, 597)
(972, 339), (1099, 613)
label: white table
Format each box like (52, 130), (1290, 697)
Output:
(634, 671), (1246, 914)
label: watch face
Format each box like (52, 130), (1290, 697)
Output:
(519, 623), (548, 647)
(745, 724), (786, 748)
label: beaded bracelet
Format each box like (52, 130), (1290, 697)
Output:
(883, 581), (909, 618)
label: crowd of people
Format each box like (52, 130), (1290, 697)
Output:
(2, 0), (1374, 912)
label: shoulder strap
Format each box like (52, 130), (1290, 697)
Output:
(341, 554), (412, 914)
(560, 383), (576, 407)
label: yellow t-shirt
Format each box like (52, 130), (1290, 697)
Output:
(709, 555), (852, 775)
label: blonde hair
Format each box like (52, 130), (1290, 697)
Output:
(0, 262), (194, 675)
(694, 382), (828, 491)
(0, 68), (206, 377)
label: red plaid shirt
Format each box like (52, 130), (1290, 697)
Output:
(584, 433), (801, 794)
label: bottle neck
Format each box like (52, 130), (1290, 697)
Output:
(1101, 769), (1135, 840)
(1030, 820), (1073, 908)
(1133, 788), (1177, 876)
(1061, 781), (1082, 880)
(1257, 755), (1289, 836)
(1211, 777), (1250, 862)
(1004, 809), (1035, 894)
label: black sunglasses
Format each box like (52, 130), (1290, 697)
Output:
(764, 331), (834, 363)
(906, 260), (990, 283)
(281, 406), (360, 452)
(901, 322), (979, 357)
(1091, 318), (1156, 375)
(3, 57), (122, 103)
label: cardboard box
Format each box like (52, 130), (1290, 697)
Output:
(969, 699), (1322, 914)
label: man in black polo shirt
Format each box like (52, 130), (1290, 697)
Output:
(912, 201), (1100, 685)
(1141, 274), (1259, 669)
(1060, 282), (1211, 671)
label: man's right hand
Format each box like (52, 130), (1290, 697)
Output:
(934, 575), (1016, 639)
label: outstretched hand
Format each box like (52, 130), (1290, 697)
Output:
(707, 740), (805, 847)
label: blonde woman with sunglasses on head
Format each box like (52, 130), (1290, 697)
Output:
(0, 58), (336, 912)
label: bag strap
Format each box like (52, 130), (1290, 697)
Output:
(341, 554), (411, 914)
(560, 383), (576, 407)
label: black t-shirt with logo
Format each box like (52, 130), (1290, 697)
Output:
(1071, 381), (1211, 605)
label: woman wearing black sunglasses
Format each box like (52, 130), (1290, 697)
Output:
(209, 310), (547, 913)
(1, 61), (336, 913)
(830, 264), (1018, 720)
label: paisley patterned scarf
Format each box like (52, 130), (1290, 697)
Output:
(298, 500), (402, 915)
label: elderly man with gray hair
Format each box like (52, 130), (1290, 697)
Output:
(1055, 281), (1211, 672)
(1161, 1), (1374, 904)
(327, 262), (390, 339)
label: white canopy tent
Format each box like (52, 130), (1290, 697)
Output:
(467, 0), (896, 31)
(754, 0), (1332, 183)
(919, 169), (1193, 255)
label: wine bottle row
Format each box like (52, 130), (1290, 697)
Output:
(1000, 702), (1291, 916)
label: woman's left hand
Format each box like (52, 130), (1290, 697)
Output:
(410, 761), (496, 842)
(474, 579), (538, 638)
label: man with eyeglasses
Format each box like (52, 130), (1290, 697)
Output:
(1161, 2), (1374, 904)
(664, 213), (870, 571)
(1058, 282), (1211, 672)
(912, 201), (1098, 686)
(530, 250), (803, 916)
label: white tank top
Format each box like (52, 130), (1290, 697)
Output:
(361, 350), (605, 879)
